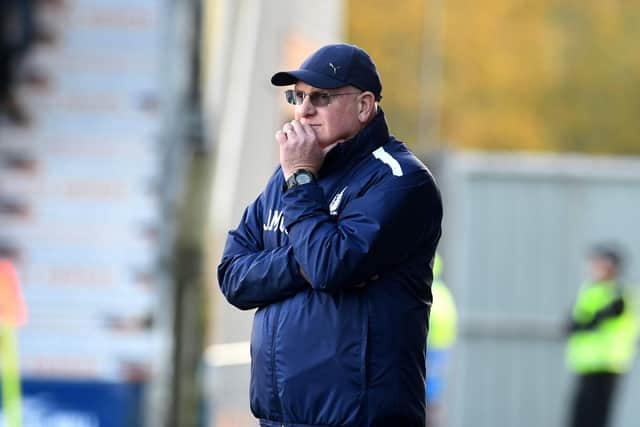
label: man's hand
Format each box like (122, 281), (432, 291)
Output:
(276, 120), (325, 179)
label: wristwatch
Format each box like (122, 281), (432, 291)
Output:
(286, 169), (315, 190)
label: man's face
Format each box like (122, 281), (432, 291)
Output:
(293, 82), (363, 149)
(588, 256), (617, 282)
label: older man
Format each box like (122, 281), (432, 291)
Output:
(218, 43), (443, 427)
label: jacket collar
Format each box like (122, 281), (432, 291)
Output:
(319, 108), (390, 176)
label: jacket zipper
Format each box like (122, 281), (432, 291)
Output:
(271, 306), (284, 423)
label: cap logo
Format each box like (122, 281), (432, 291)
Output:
(328, 62), (341, 75)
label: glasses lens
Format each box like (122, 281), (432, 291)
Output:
(285, 90), (296, 105)
(309, 93), (331, 107)
(295, 91), (306, 105)
(284, 91), (334, 106)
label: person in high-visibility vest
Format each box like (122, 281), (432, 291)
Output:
(566, 244), (639, 427)
(426, 254), (457, 427)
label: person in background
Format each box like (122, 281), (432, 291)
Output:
(0, 0), (34, 125)
(218, 43), (443, 426)
(426, 253), (457, 427)
(566, 244), (639, 427)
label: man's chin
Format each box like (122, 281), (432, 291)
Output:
(315, 138), (330, 148)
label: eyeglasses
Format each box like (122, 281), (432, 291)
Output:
(284, 89), (362, 107)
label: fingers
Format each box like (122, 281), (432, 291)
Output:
(276, 121), (296, 144)
(278, 120), (315, 142)
(276, 120), (299, 144)
(283, 121), (294, 135)
(290, 120), (315, 139)
(289, 120), (309, 138)
(277, 119), (324, 178)
(301, 122), (316, 138)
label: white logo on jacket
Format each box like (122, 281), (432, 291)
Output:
(329, 187), (347, 216)
(263, 209), (287, 233)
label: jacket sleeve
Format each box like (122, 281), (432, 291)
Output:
(282, 170), (442, 292)
(217, 194), (308, 310)
(568, 296), (625, 333)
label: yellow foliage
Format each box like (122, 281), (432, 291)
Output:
(346, 0), (640, 155)
(346, 0), (427, 147)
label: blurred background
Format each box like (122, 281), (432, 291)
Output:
(1, 0), (639, 426)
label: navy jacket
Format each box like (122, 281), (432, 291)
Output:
(218, 110), (443, 427)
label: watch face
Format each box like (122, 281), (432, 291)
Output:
(296, 172), (313, 185)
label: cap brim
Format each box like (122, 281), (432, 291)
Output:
(271, 69), (346, 89)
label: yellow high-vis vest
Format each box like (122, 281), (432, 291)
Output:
(566, 281), (639, 374)
(428, 254), (457, 349)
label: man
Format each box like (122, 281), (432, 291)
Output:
(218, 43), (443, 427)
(566, 244), (639, 427)
(0, 0), (34, 125)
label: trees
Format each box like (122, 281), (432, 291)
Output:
(347, 0), (427, 147)
(545, 0), (640, 154)
(346, 0), (640, 155)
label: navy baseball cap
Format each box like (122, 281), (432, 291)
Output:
(271, 43), (383, 101)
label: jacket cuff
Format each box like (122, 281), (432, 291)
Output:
(282, 181), (327, 230)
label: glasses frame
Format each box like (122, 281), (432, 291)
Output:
(284, 89), (362, 107)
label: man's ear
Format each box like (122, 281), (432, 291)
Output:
(358, 92), (376, 122)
